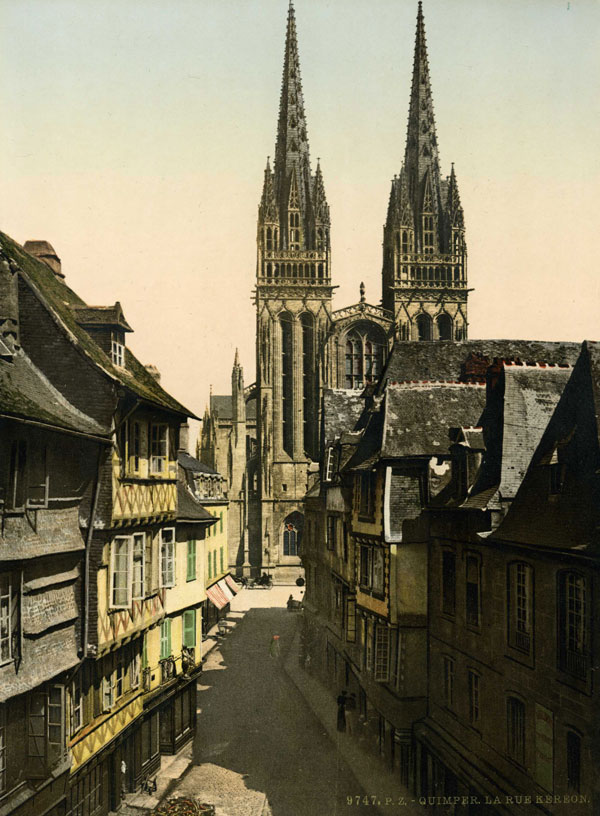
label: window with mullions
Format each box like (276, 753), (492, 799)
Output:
(358, 472), (375, 517)
(0, 573), (19, 666)
(468, 670), (480, 726)
(465, 555), (481, 628)
(558, 571), (588, 679)
(150, 424), (168, 475)
(344, 328), (385, 389)
(566, 731), (582, 793)
(160, 528), (175, 588)
(441, 550), (456, 616)
(507, 696), (526, 765)
(160, 618), (172, 660)
(507, 562), (533, 654)
(111, 331), (124, 367)
(28, 685), (67, 776)
(0, 707), (5, 794)
(443, 656), (455, 709)
(282, 512), (303, 557)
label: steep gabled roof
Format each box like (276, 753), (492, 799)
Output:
(1, 232), (194, 418)
(465, 363), (572, 510)
(348, 381), (486, 470)
(490, 342), (600, 552)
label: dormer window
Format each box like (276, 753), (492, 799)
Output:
(111, 331), (125, 367)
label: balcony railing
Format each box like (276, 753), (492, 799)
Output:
(509, 630), (531, 654)
(559, 647), (588, 680)
(160, 656), (176, 684)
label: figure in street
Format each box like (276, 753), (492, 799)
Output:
(336, 689), (347, 732)
(345, 692), (357, 735)
(269, 634), (281, 659)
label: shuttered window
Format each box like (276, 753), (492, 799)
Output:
(183, 610), (196, 647)
(187, 540), (197, 581)
(160, 619), (172, 659)
(132, 533), (145, 599)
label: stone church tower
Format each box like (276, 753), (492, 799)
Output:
(382, 1), (468, 340)
(255, 1), (333, 582)
(201, 1), (470, 581)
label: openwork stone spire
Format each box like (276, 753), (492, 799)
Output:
(274, 2), (312, 219)
(404, 1), (441, 212)
(381, 1), (468, 341)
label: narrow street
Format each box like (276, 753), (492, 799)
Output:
(169, 588), (372, 816)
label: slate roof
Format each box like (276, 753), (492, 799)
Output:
(0, 347), (109, 438)
(490, 342), (600, 552)
(178, 451), (220, 476)
(322, 389), (365, 446)
(382, 383), (487, 458)
(1, 232), (194, 418)
(210, 394), (257, 421)
(464, 363), (572, 509)
(177, 481), (217, 523)
(349, 382), (486, 470)
(379, 339), (579, 394)
(72, 303), (133, 332)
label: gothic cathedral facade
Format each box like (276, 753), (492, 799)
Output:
(200, 1), (468, 581)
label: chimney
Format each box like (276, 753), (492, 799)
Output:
(0, 250), (19, 354)
(179, 422), (189, 453)
(144, 364), (161, 383)
(23, 240), (64, 279)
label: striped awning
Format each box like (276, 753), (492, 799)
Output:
(224, 575), (240, 594)
(206, 582), (229, 610)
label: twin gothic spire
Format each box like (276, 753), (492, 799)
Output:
(259, 1), (463, 259)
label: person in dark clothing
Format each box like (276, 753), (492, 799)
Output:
(337, 689), (348, 732)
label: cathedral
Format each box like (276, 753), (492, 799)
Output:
(200, 1), (468, 581)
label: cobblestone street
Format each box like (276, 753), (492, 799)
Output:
(166, 587), (371, 816)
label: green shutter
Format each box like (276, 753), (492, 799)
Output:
(160, 619), (171, 659)
(183, 609), (196, 647)
(219, 512), (223, 533)
(207, 553), (212, 580)
(187, 540), (196, 581)
(213, 551), (217, 577)
(220, 547), (224, 574)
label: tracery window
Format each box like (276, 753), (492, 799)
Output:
(344, 326), (385, 388)
(282, 511), (303, 557)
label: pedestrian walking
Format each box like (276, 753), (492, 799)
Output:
(336, 689), (347, 732)
(269, 634), (281, 659)
(345, 692), (357, 736)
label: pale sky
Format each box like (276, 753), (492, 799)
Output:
(1, 0), (599, 431)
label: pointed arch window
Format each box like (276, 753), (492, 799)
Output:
(416, 313), (432, 341)
(344, 325), (385, 389)
(436, 313), (453, 341)
(280, 312), (294, 457)
(282, 511), (303, 557)
(423, 214), (434, 255)
(266, 227), (273, 252)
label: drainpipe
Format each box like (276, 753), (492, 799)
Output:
(83, 444), (105, 658)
